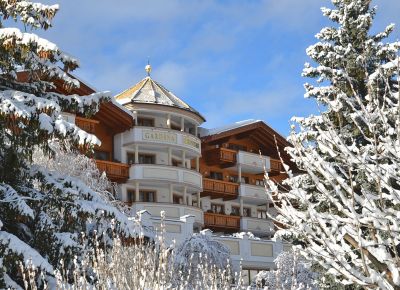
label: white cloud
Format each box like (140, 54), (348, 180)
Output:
(34, 0), (400, 135)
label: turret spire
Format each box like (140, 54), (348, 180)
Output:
(145, 58), (152, 76)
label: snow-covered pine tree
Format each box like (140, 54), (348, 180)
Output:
(266, 0), (400, 289)
(0, 1), (139, 287)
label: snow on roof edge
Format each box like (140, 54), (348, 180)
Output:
(200, 119), (261, 137)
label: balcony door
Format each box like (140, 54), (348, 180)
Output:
(126, 190), (156, 203)
(211, 203), (225, 215)
(138, 154), (155, 164)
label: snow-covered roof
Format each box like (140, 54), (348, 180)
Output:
(115, 76), (204, 120)
(200, 119), (261, 137)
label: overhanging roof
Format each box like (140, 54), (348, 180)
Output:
(15, 71), (134, 133)
(201, 120), (294, 166)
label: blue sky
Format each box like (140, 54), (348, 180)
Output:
(38, 0), (400, 136)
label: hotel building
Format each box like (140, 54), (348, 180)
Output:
(73, 66), (293, 285)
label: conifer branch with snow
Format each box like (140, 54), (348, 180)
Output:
(266, 1), (400, 289)
(0, 1), (139, 288)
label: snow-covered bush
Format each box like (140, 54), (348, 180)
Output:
(266, 0), (400, 289)
(17, 220), (236, 289)
(172, 230), (232, 288)
(253, 251), (318, 290)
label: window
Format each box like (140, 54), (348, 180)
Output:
(127, 152), (135, 165)
(240, 176), (249, 184)
(172, 159), (182, 167)
(228, 175), (248, 184)
(188, 127), (195, 135)
(126, 190), (156, 202)
(126, 190), (135, 204)
(243, 207), (251, 217)
(231, 207), (250, 216)
(171, 123), (180, 130)
(139, 191), (155, 202)
(257, 210), (267, 219)
(241, 269), (266, 286)
(210, 171), (223, 181)
(137, 117), (154, 127)
(173, 194), (183, 204)
(94, 150), (109, 161)
(211, 204), (225, 214)
(228, 175), (239, 183)
(255, 179), (265, 186)
(138, 154), (155, 164)
(231, 206), (240, 216)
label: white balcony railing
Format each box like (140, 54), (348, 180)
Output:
(237, 150), (270, 172)
(129, 164), (202, 190)
(239, 183), (270, 201)
(121, 126), (201, 155)
(130, 202), (204, 225)
(213, 234), (287, 270)
(240, 217), (274, 234)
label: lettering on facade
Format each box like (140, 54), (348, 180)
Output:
(143, 130), (177, 144)
(183, 136), (200, 149)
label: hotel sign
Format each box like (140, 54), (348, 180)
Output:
(143, 130), (177, 144)
(183, 135), (200, 149)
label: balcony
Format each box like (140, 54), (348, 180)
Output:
(95, 160), (130, 183)
(203, 147), (237, 167)
(241, 217), (274, 236)
(202, 178), (239, 200)
(204, 212), (240, 231)
(213, 235), (287, 269)
(237, 150), (269, 174)
(270, 158), (282, 176)
(120, 126), (201, 156)
(129, 164), (202, 191)
(75, 117), (98, 134)
(239, 184), (270, 204)
(130, 202), (204, 225)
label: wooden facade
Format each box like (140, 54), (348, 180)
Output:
(200, 121), (294, 233)
(74, 103), (133, 183)
(15, 71), (134, 183)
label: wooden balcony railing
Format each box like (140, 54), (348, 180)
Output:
(204, 212), (240, 230)
(204, 147), (237, 167)
(219, 148), (236, 163)
(270, 158), (282, 175)
(75, 117), (99, 134)
(95, 160), (130, 183)
(202, 178), (239, 200)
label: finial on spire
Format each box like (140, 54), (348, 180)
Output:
(145, 58), (152, 76)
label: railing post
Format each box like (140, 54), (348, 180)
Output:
(183, 186), (187, 205)
(238, 164), (242, 184)
(197, 191), (201, 208)
(168, 147), (172, 166)
(182, 150), (186, 168)
(169, 184), (174, 203)
(180, 117), (184, 132)
(134, 144), (139, 164)
(135, 182), (139, 202)
(167, 113), (171, 128)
